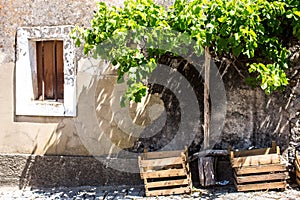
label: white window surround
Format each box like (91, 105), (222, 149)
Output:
(16, 26), (76, 116)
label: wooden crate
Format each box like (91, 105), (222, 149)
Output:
(295, 151), (300, 185)
(138, 148), (192, 197)
(229, 141), (288, 192)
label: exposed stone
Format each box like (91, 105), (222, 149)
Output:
(0, 154), (142, 188)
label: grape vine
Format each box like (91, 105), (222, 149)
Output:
(71, 0), (300, 103)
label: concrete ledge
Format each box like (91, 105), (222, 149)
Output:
(0, 154), (142, 188)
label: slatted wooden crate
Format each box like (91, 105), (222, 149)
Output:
(138, 148), (192, 197)
(295, 151), (300, 185)
(229, 141), (288, 192)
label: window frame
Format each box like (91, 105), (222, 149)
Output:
(16, 26), (77, 117)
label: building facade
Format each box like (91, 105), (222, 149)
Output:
(0, 0), (299, 187)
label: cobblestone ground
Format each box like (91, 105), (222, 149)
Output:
(0, 185), (300, 200)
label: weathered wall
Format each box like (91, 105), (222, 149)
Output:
(220, 67), (291, 151)
(0, 154), (142, 188)
(0, 0), (126, 156)
(287, 43), (300, 163)
(0, 0), (299, 187)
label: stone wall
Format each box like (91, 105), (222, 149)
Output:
(287, 42), (300, 164)
(221, 67), (291, 152)
(0, 154), (142, 188)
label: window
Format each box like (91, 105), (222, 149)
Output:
(36, 40), (64, 101)
(16, 26), (76, 116)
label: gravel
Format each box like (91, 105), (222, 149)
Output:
(0, 184), (300, 200)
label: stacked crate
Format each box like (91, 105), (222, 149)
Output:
(229, 141), (288, 192)
(138, 149), (192, 196)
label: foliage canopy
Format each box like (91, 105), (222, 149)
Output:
(71, 0), (300, 103)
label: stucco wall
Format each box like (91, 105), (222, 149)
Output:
(0, 0), (123, 155)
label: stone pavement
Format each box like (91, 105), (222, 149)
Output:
(0, 184), (300, 200)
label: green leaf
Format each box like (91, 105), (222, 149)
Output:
(75, 38), (81, 47)
(72, 0), (295, 102)
(293, 10), (300, 17)
(232, 46), (243, 57)
(217, 16), (227, 23)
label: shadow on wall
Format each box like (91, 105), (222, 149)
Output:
(16, 59), (206, 188)
(17, 78), (143, 189)
(15, 61), (294, 189)
(214, 64), (291, 152)
(17, 153), (142, 189)
(251, 90), (290, 152)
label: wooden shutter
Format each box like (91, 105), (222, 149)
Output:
(36, 40), (64, 101)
